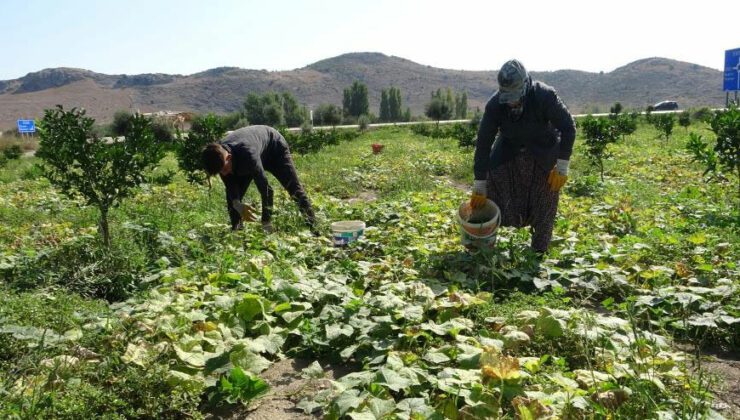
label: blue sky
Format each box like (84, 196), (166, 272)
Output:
(2, 0), (738, 80)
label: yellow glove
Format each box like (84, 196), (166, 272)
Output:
(470, 180), (488, 209)
(232, 199), (257, 222)
(547, 159), (569, 192)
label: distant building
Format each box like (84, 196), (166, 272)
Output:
(142, 110), (194, 131)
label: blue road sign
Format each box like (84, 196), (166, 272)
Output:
(724, 48), (740, 92)
(17, 119), (36, 133)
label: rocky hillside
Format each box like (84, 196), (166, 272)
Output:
(0, 53), (726, 129)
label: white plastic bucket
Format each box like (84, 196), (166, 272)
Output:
(331, 220), (366, 246)
(457, 199), (501, 248)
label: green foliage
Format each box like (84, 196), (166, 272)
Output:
(652, 114), (675, 139)
(342, 81), (369, 118)
(279, 127), (359, 154)
(1, 122), (736, 420)
(150, 119), (174, 143)
(243, 92), (285, 127)
(613, 114), (637, 140)
(3, 144), (22, 160)
(37, 106), (163, 245)
(388, 87), (403, 122)
(357, 115), (370, 131)
(314, 103), (343, 127)
(425, 97), (453, 122)
(678, 111), (691, 129)
(687, 133), (718, 175)
(579, 115), (619, 180)
(411, 120), (479, 148)
(709, 105), (740, 177)
(281, 92), (308, 127)
(645, 105), (654, 123)
(610, 102), (623, 115)
(175, 113), (226, 184)
(455, 91), (468, 119)
(379, 90), (390, 122)
(110, 110), (133, 136)
(4, 235), (147, 301)
(692, 107), (714, 123)
(210, 367), (269, 406)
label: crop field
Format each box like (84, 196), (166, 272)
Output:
(0, 119), (738, 419)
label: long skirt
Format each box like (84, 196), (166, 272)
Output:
(487, 155), (559, 252)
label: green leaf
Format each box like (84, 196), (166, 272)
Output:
(301, 361), (325, 379)
(536, 315), (565, 338)
(235, 294), (268, 322)
(326, 323), (354, 340)
(423, 350), (451, 364)
(333, 389), (363, 416)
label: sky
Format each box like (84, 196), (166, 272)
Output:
(1, 0), (739, 80)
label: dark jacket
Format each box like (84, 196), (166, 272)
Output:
(219, 126), (287, 228)
(473, 80), (576, 180)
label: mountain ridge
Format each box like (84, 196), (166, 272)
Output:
(0, 52), (725, 129)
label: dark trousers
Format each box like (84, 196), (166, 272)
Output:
(267, 146), (316, 227)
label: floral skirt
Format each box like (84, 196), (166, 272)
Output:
(487, 154), (559, 252)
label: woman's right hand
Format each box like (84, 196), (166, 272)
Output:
(232, 199), (257, 222)
(470, 180), (488, 209)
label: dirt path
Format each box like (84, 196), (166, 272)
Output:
(205, 358), (353, 420)
(702, 354), (740, 419)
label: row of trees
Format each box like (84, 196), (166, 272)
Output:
(236, 82), (468, 128)
(425, 88), (468, 122)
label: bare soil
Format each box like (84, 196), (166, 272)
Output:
(205, 358), (354, 420)
(701, 354), (740, 419)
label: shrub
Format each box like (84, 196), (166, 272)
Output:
(358, 115), (370, 131)
(110, 110), (133, 136)
(425, 97), (453, 122)
(314, 104), (342, 127)
(3, 144), (22, 160)
(678, 111), (691, 130)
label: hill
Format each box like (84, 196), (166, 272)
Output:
(0, 53), (726, 129)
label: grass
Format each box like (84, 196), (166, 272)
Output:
(0, 119), (737, 418)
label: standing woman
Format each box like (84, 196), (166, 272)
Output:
(470, 59), (576, 253)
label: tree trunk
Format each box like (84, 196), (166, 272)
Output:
(99, 208), (110, 247)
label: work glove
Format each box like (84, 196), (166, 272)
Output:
(547, 159), (569, 192)
(232, 199), (257, 222)
(470, 179), (488, 209)
(261, 220), (274, 234)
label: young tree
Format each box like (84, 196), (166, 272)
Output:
(314, 104), (342, 127)
(37, 106), (163, 246)
(243, 93), (286, 127)
(653, 114), (675, 140)
(379, 89), (390, 122)
(425, 97), (453, 123)
(580, 115), (620, 181)
(614, 114), (637, 141)
(678, 111), (691, 130)
(403, 107), (412, 122)
(110, 110), (133, 136)
(610, 102), (623, 115)
(388, 87), (402, 122)
(689, 106), (740, 200)
(281, 92), (307, 127)
(342, 81), (369, 118)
